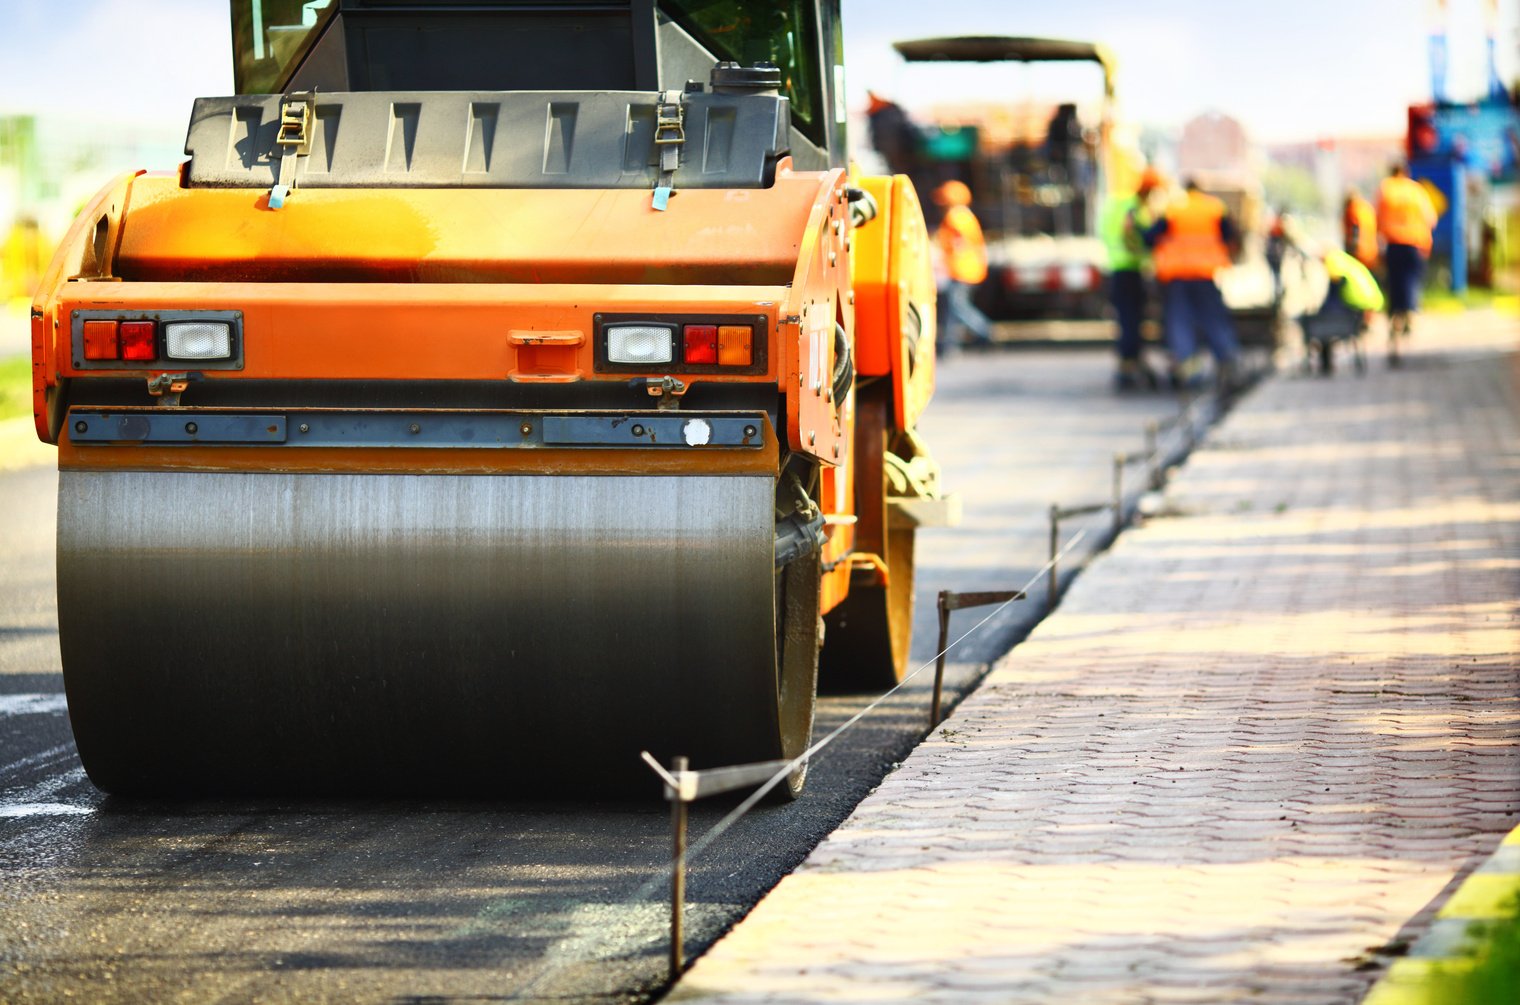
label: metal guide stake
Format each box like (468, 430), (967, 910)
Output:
(1047, 501), (1106, 614)
(1112, 452), (1126, 536)
(932, 588), (1025, 726)
(1111, 450), (1156, 537)
(670, 755), (687, 977)
(1145, 420), (1161, 491)
(1048, 503), (1060, 615)
(641, 751), (792, 981)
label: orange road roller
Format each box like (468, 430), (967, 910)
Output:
(31, 0), (956, 796)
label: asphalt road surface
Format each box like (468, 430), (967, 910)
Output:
(0, 347), (1199, 1003)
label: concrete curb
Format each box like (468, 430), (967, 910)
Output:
(669, 312), (1520, 1004)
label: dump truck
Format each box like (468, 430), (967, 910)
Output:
(30, 0), (952, 797)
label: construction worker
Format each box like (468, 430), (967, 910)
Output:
(932, 179), (993, 352)
(1144, 178), (1240, 389)
(1342, 190), (1379, 269)
(1376, 163), (1439, 365)
(1264, 208), (1290, 302)
(1301, 246), (1385, 373)
(1100, 167), (1163, 390)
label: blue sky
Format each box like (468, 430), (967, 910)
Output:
(0, 0), (1513, 144)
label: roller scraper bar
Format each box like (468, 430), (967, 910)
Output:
(65, 408), (769, 450)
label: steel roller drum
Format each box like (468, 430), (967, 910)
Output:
(58, 469), (780, 795)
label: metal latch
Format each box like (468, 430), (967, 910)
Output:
(652, 90), (686, 211)
(147, 372), (191, 407)
(629, 375), (687, 410)
(270, 92), (314, 210)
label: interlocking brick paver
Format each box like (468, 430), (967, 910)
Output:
(671, 315), (1520, 1004)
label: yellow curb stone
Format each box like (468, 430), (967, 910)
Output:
(1437, 874), (1520, 921)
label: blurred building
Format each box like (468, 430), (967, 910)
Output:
(1176, 111), (1252, 179)
(1176, 111), (1264, 235)
(1267, 137), (1405, 194)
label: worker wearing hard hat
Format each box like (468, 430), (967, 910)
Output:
(932, 179), (993, 352)
(1100, 167), (1163, 389)
(1376, 163), (1439, 366)
(1143, 178), (1240, 389)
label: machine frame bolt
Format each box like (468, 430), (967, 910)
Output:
(520, 422), (532, 435)
(185, 422), (198, 435)
(631, 424), (645, 436)
(408, 422), (421, 434)
(74, 420), (87, 434)
(298, 423), (310, 433)
(743, 425), (757, 438)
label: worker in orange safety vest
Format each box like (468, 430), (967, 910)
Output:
(1143, 178), (1240, 390)
(932, 179), (993, 352)
(1342, 190), (1378, 270)
(1376, 163), (1439, 364)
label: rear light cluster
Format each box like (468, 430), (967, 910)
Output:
(72, 311), (242, 370)
(597, 315), (764, 373)
(681, 325), (752, 366)
(84, 320), (156, 361)
(82, 319), (232, 362)
(1005, 263), (1103, 293)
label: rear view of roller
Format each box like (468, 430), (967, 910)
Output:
(32, 0), (955, 796)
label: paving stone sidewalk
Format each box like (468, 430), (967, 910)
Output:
(671, 313), (1520, 1004)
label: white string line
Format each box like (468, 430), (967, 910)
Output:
(504, 521), (1101, 1001)
(681, 522), (1096, 864)
(506, 397), (1218, 998)
(686, 382), (1234, 843)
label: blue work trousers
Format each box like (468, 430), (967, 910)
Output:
(938, 281), (993, 350)
(1383, 242), (1426, 315)
(1108, 269), (1146, 361)
(1162, 278), (1238, 364)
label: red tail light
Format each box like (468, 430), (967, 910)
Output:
(682, 324), (718, 364)
(120, 320), (156, 361)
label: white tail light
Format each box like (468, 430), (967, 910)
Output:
(164, 322), (233, 360)
(605, 324), (674, 365)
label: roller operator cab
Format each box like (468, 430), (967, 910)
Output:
(32, 0), (956, 797)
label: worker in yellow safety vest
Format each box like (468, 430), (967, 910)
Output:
(1376, 163), (1439, 364)
(1143, 178), (1240, 389)
(1300, 246), (1385, 373)
(932, 179), (992, 352)
(1101, 166), (1163, 390)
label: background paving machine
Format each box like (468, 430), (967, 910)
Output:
(30, 0), (952, 796)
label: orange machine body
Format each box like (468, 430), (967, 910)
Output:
(30, 163), (934, 618)
(849, 173), (937, 435)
